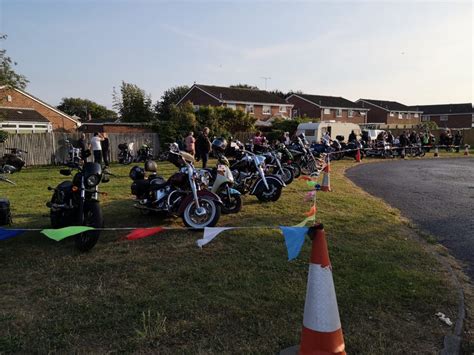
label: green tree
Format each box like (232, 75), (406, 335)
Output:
(0, 34), (28, 90)
(157, 102), (197, 146)
(57, 97), (116, 120)
(155, 85), (190, 121)
(112, 81), (154, 122)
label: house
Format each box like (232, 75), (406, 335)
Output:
(286, 93), (369, 124)
(79, 119), (154, 133)
(0, 107), (53, 133)
(409, 103), (473, 129)
(177, 84), (293, 123)
(356, 99), (422, 126)
(0, 86), (80, 132)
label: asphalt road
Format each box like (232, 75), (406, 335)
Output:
(346, 158), (474, 277)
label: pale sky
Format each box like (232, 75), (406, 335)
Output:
(1, 0), (473, 110)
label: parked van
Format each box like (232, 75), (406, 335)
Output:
(295, 121), (362, 143)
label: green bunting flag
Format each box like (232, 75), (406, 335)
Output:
(41, 226), (95, 241)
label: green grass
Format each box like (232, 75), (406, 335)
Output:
(0, 156), (466, 353)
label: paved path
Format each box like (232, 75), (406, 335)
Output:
(346, 158), (474, 277)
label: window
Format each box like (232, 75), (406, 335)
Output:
(440, 115), (448, 121)
(406, 113), (411, 119)
(390, 112), (394, 117)
(398, 112), (403, 119)
(414, 113), (419, 118)
(336, 109), (342, 117)
(304, 129), (315, 136)
(7, 95), (12, 102)
(422, 115), (430, 122)
(361, 111), (367, 116)
(349, 110), (354, 117)
(246, 104), (254, 114)
(279, 106), (286, 113)
(323, 108), (330, 115)
(262, 105), (271, 115)
(227, 103), (236, 110)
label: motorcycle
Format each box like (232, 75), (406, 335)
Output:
(0, 166), (15, 226)
(289, 137), (325, 176)
(129, 146), (222, 229)
(262, 149), (294, 185)
(365, 140), (393, 159)
(275, 143), (301, 178)
(46, 162), (109, 252)
(64, 138), (81, 164)
(230, 144), (285, 202)
(136, 141), (154, 162)
(118, 142), (134, 165)
(1, 148), (27, 171)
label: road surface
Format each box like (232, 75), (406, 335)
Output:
(346, 158), (474, 277)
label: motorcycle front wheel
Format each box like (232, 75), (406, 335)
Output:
(280, 167), (294, 185)
(290, 163), (301, 178)
(182, 197), (221, 229)
(256, 180), (282, 202)
(218, 186), (242, 214)
(74, 201), (103, 252)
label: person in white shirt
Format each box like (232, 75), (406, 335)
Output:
(321, 132), (331, 146)
(90, 132), (103, 164)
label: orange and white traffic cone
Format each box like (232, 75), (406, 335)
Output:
(434, 146), (439, 157)
(464, 145), (470, 156)
(321, 158), (331, 192)
(355, 149), (361, 163)
(299, 224), (345, 355)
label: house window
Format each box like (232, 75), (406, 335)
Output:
(422, 115), (430, 122)
(245, 104), (254, 114)
(361, 111), (366, 116)
(262, 105), (271, 115)
(390, 112), (394, 117)
(323, 108), (331, 115)
(279, 106), (286, 113)
(440, 115), (448, 121)
(406, 113), (411, 119)
(414, 113), (419, 118)
(336, 109), (342, 117)
(227, 103), (236, 110)
(398, 112), (403, 119)
(348, 110), (354, 117)
(7, 95), (12, 102)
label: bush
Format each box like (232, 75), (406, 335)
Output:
(0, 130), (8, 143)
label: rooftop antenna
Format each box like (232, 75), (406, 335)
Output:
(261, 76), (271, 90)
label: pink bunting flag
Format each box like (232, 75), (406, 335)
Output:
(124, 227), (165, 240)
(304, 191), (315, 202)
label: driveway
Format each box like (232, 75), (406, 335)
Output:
(346, 158), (474, 277)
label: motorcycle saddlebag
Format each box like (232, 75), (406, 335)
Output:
(131, 179), (150, 198)
(0, 198), (12, 225)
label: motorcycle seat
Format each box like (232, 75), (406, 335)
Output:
(148, 175), (168, 190)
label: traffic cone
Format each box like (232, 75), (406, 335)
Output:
(434, 146), (439, 157)
(321, 158), (331, 192)
(299, 224), (345, 355)
(464, 145), (470, 156)
(355, 149), (361, 163)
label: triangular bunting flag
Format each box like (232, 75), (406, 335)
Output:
(280, 227), (308, 261)
(304, 191), (315, 202)
(41, 226), (95, 241)
(196, 227), (234, 248)
(0, 228), (26, 241)
(124, 227), (165, 240)
(293, 216), (313, 227)
(306, 181), (317, 187)
(305, 205), (317, 217)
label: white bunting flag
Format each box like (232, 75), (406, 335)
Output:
(196, 227), (234, 248)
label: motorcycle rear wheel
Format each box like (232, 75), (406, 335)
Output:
(280, 167), (294, 185)
(74, 201), (103, 252)
(290, 163), (301, 178)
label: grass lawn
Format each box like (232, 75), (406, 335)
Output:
(0, 154), (468, 353)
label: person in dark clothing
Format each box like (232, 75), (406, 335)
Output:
(386, 131), (394, 144)
(454, 131), (463, 153)
(101, 132), (110, 166)
(77, 133), (89, 162)
(348, 130), (357, 142)
(399, 131), (409, 158)
(195, 127), (211, 168)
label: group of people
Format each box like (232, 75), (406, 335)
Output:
(182, 127), (213, 168)
(77, 132), (110, 166)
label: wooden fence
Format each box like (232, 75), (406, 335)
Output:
(0, 132), (160, 166)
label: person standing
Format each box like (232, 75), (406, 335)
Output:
(196, 127), (211, 168)
(101, 132), (110, 166)
(185, 131), (196, 156)
(77, 133), (90, 162)
(91, 132), (103, 164)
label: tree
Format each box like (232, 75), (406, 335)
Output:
(155, 85), (190, 120)
(112, 81), (154, 122)
(0, 34), (28, 90)
(156, 102), (197, 146)
(57, 97), (116, 120)
(230, 84), (259, 90)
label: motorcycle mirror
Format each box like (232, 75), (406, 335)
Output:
(60, 169), (71, 176)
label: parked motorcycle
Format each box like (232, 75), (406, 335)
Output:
(229, 142), (285, 202)
(0, 166), (15, 226)
(275, 143), (301, 178)
(46, 162), (109, 252)
(289, 136), (325, 176)
(262, 149), (294, 185)
(65, 138), (81, 164)
(365, 140), (393, 159)
(129, 145), (222, 228)
(136, 141), (154, 162)
(1, 148), (27, 171)
(118, 142), (134, 165)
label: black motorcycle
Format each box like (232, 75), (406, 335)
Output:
(136, 141), (154, 162)
(0, 165), (16, 226)
(130, 147), (222, 229)
(47, 162), (109, 252)
(230, 144), (285, 202)
(290, 137), (325, 176)
(262, 149), (294, 185)
(118, 143), (134, 165)
(276, 143), (301, 178)
(1, 148), (27, 171)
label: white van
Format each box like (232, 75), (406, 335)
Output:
(295, 121), (362, 143)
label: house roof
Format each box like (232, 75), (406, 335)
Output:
(409, 103), (473, 115)
(183, 84), (289, 105)
(288, 93), (368, 110)
(358, 99), (420, 112)
(0, 107), (50, 123)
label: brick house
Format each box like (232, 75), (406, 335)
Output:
(286, 93), (369, 124)
(409, 103), (473, 129)
(0, 86), (80, 132)
(177, 84), (293, 122)
(356, 99), (422, 125)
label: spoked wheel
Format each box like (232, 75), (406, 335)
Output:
(301, 160), (316, 175)
(74, 201), (103, 252)
(218, 185), (242, 214)
(290, 163), (301, 178)
(280, 167), (294, 185)
(256, 180), (282, 202)
(182, 197), (221, 228)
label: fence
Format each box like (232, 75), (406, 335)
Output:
(0, 132), (160, 166)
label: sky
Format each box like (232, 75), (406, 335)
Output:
(1, 0), (473, 110)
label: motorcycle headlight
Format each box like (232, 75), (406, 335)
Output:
(86, 174), (100, 187)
